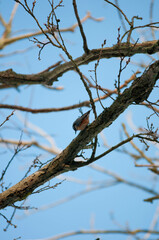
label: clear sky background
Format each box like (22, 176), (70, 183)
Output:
(0, 0), (159, 240)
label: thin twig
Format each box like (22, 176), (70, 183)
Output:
(122, 123), (153, 164)
(0, 110), (15, 127)
(72, 0), (89, 54)
(0, 212), (17, 231)
(120, 22), (159, 42)
(90, 164), (158, 195)
(104, 0), (131, 25)
(114, 0), (127, 32)
(0, 132), (24, 182)
(150, 0), (155, 40)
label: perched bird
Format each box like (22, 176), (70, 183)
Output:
(72, 110), (91, 133)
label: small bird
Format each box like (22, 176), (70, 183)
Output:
(72, 110), (91, 133)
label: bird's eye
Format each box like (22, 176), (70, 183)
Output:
(72, 123), (76, 130)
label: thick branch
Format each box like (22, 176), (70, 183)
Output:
(0, 40), (159, 87)
(0, 69), (49, 86)
(0, 60), (159, 209)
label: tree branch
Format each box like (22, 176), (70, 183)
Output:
(72, 0), (89, 54)
(0, 60), (159, 209)
(0, 102), (90, 113)
(40, 229), (159, 240)
(0, 12), (103, 50)
(0, 71), (140, 113)
(0, 40), (159, 87)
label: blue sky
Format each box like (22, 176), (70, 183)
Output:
(0, 0), (159, 240)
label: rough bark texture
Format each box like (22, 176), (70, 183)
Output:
(0, 60), (159, 209)
(0, 40), (159, 87)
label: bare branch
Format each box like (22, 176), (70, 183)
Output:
(150, 0), (156, 40)
(0, 132), (24, 182)
(90, 164), (157, 195)
(0, 10), (103, 50)
(1, 40), (159, 87)
(0, 60), (158, 209)
(0, 138), (60, 155)
(38, 228), (159, 240)
(104, 0), (131, 25)
(144, 195), (159, 203)
(91, 132), (152, 162)
(0, 102), (90, 113)
(122, 123), (153, 164)
(0, 111), (15, 127)
(72, 0), (89, 54)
